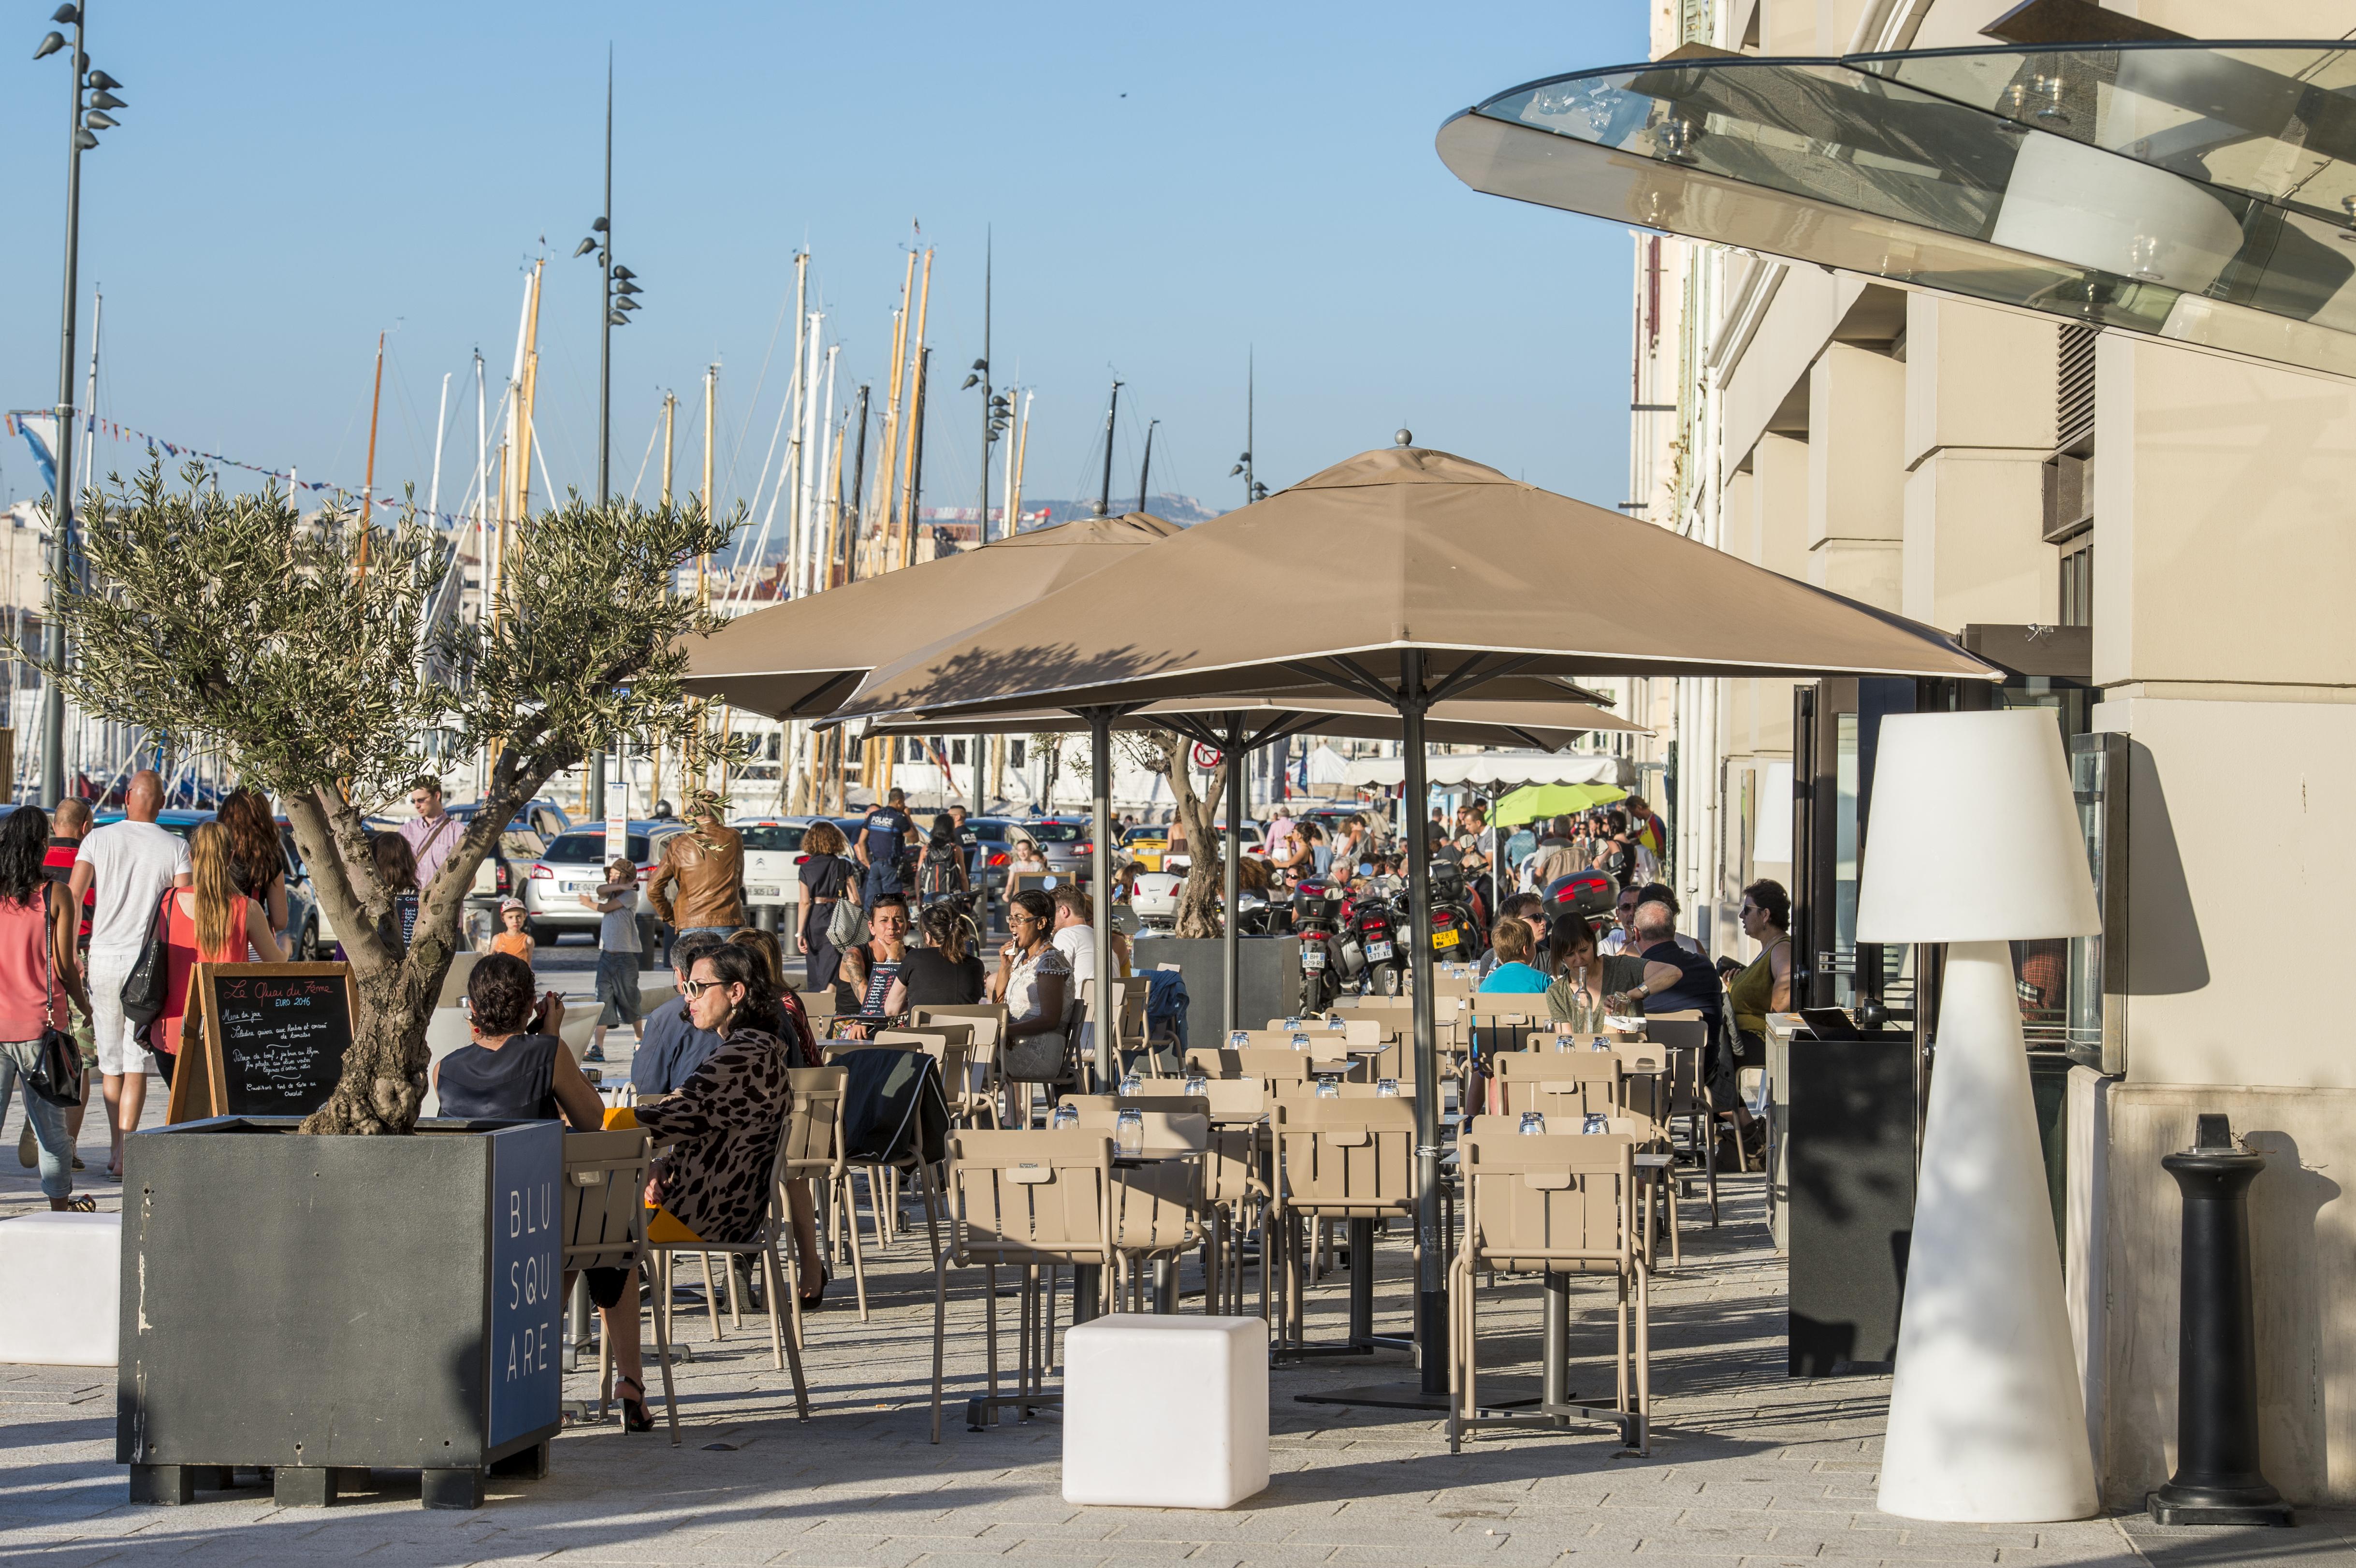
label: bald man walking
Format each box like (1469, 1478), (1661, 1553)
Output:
(69, 771), (191, 1177)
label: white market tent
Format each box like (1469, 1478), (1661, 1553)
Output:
(1342, 748), (1634, 792)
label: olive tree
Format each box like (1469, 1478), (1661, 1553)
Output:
(1120, 730), (1226, 938)
(39, 463), (735, 1135)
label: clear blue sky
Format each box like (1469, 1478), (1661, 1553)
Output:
(0, 2), (1649, 531)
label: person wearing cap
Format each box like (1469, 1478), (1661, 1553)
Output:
(647, 789), (746, 953)
(489, 897), (535, 965)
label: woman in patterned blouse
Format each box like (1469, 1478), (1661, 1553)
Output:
(636, 944), (794, 1247)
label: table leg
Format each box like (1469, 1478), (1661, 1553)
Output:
(1071, 1262), (1101, 1325)
(1543, 1268), (1571, 1415)
(1153, 1256), (1177, 1314)
(1348, 1217), (1375, 1344)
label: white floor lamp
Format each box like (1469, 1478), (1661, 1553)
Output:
(1855, 709), (2101, 1523)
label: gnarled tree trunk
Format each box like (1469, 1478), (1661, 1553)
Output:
(289, 751), (563, 1136)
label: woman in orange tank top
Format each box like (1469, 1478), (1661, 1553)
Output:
(150, 822), (283, 1069)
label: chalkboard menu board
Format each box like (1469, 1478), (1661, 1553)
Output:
(165, 962), (357, 1124)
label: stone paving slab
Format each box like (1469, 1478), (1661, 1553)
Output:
(2, 1104), (2335, 1568)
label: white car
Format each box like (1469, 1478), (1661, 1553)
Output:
(731, 815), (869, 937)
(1130, 870), (1183, 929)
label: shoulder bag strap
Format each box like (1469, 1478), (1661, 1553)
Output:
(39, 883), (58, 1019)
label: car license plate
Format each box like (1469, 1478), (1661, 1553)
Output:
(1366, 940), (1395, 961)
(1432, 928), (1460, 949)
(559, 882), (584, 895)
(1302, 948), (1326, 971)
(747, 885), (781, 898)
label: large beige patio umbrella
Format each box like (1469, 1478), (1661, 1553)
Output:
(836, 436), (1997, 1409)
(678, 511), (1182, 721)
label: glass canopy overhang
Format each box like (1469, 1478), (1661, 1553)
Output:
(1436, 42), (2356, 381)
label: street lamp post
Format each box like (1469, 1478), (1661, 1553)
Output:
(959, 234), (1010, 814)
(576, 56), (643, 819)
(34, 3), (124, 808)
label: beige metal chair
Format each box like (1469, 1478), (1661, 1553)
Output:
(1183, 1046), (1311, 1085)
(777, 1065), (869, 1330)
(1493, 1052), (1624, 1121)
(1260, 1016), (1383, 1046)
(1644, 1013), (1725, 1219)
(1448, 1121), (1648, 1455)
(913, 1005), (1007, 1125)
(1073, 1109), (1207, 1311)
(1269, 1096), (1419, 1358)
(640, 1118), (813, 1421)
(930, 1128), (1118, 1442)
(562, 1128), (681, 1446)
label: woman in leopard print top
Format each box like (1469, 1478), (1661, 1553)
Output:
(637, 944), (793, 1246)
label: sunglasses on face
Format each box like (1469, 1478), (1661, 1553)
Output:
(682, 977), (729, 998)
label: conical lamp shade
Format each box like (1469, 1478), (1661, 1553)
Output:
(1854, 709), (2098, 944)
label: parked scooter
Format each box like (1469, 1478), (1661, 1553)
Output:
(1346, 880), (1406, 997)
(1291, 880), (1345, 1014)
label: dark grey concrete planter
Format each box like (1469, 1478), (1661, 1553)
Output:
(117, 1116), (565, 1510)
(1130, 934), (1304, 1042)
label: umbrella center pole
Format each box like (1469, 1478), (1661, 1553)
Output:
(1086, 708), (1117, 1088)
(1396, 653), (1447, 1395)
(1223, 720), (1245, 1038)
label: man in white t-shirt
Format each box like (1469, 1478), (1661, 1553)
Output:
(68, 770), (192, 1176)
(1048, 884), (1134, 1065)
(1050, 885), (1097, 990)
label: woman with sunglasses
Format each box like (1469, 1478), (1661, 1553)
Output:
(635, 945), (796, 1254)
(986, 888), (1070, 1123)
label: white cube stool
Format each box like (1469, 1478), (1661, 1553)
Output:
(1063, 1313), (1268, 1509)
(0, 1211), (121, 1366)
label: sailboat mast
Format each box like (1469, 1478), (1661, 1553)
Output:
(1094, 379), (1122, 517)
(357, 329), (386, 573)
(896, 247), (934, 568)
(846, 382), (872, 580)
(472, 349), (487, 626)
(785, 251), (809, 598)
(1009, 389), (1032, 532)
(1136, 418), (1157, 513)
(660, 391), (676, 506)
(795, 318), (826, 596)
(978, 228), (991, 545)
(698, 363), (715, 603)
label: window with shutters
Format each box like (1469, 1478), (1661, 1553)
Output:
(2046, 324), (2097, 623)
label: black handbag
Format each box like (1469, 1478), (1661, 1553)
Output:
(23, 886), (85, 1109)
(118, 886), (175, 1031)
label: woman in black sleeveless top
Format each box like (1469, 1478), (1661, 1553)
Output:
(436, 955), (657, 1430)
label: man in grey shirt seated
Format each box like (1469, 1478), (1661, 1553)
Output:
(629, 930), (730, 1095)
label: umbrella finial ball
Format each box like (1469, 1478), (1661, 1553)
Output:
(1395, 428), (1413, 448)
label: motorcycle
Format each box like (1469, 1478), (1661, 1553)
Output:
(1345, 880), (1407, 997)
(1425, 858), (1480, 962)
(1290, 880), (1346, 1013)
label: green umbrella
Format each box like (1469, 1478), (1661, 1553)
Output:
(1494, 781), (1625, 825)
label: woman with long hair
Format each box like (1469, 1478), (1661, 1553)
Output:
(150, 823), (284, 1072)
(0, 805), (92, 1210)
(214, 788), (289, 939)
(796, 820), (855, 994)
(371, 830), (421, 954)
(986, 887), (1071, 1122)
(888, 901), (985, 1010)
(1545, 914), (1647, 1028)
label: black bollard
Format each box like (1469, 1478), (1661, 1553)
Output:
(2147, 1113), (2295, 1526)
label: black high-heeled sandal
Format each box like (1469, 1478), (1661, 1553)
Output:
(613, 1374), (655, 1433)
(798, 1263), (830, 1310)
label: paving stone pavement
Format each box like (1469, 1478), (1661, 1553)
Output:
(4, 1092), (2346, 1566)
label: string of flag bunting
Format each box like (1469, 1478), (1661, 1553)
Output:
(5, 409), (476, 528)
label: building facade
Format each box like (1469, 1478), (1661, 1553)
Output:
(1625, 0), (2356, 1510)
